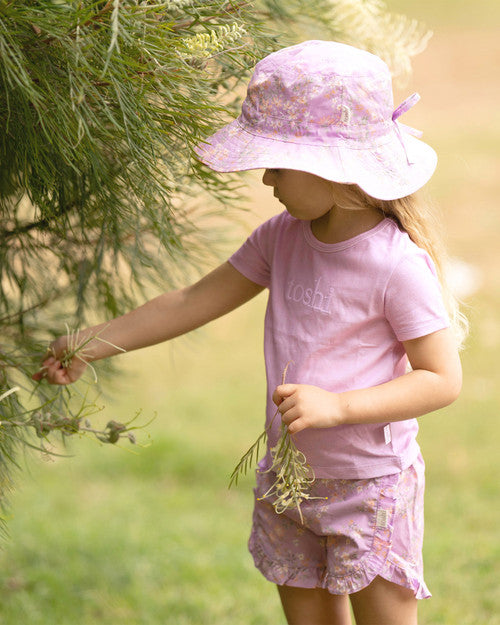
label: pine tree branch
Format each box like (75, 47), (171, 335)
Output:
(0, 218), (50, 240)
(28, 1), (252, 45)
(172, 0), (253, 31)
(0, 294), (56, 327)
(0, 0), (431, 537)
(29, 1), (115, 42)
(81, 0), (115, 28)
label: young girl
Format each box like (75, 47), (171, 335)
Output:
(35, 41), (464, 625)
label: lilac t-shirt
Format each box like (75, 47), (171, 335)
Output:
(229, 212), (450, 479)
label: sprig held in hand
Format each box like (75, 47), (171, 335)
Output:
(229, 362), (325, 523)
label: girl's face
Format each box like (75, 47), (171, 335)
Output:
(262, 169), (335, 220)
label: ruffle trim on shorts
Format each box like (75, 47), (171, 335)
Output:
(249, 537), (430, 599)
(380, 554), (431, 600)
(248, 475), (431, 600)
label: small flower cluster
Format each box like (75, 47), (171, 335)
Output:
(0, 397), (138, 447)
(179, 23), (246, 61)
(258, 424), (324, 525)
(31, 412), (136, 445)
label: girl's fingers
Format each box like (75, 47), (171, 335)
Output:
(34, 355), (86, 385)
(287, 418), (308, 435)
(43, 360), (66, 385)
(276, 383), (297, 397)
(279, 403), (308, 434)
(32, 356), (57, 381)
(280, 405), (301, 425)
(32, 367), (47, 381)
(272, 388), (282, 405)
(54, 369), (71, 385)
(277, 395), (295, 415)
(273, 383), (297, 405)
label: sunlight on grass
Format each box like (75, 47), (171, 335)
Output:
(1, 3), (499, 623)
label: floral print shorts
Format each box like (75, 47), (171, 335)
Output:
(249, 453), (430, 599)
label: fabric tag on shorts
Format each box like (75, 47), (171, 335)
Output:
(384, 424), (392, 445)
(376, 508), (389, 529)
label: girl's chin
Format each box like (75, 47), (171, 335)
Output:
(285, 209), (309, 221)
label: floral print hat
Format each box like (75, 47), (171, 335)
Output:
(195, 40), (437, 201)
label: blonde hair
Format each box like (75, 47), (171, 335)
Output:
(335, 184), (469, 349)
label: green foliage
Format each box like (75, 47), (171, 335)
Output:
(0, 0), (269, 328)
(0, 0), (431, 531)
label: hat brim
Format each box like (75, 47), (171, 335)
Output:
(195, 119), (437, 201)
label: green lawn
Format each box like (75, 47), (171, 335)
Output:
(1, 2), (499, 623)
(1, 285), (499, 624)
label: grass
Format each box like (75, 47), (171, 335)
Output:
(1, 3), (500, 623)
(0, 445), (269, 625)
(1, 287), (499, 624)
(0, 298), (282, 625)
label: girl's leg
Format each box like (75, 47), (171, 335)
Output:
(349, 576), (418, 625)
(277, 585), (352, 625)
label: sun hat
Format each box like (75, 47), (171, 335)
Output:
(195, 40), (437, 201)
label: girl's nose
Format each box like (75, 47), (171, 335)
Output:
(262, 169), (275, 187)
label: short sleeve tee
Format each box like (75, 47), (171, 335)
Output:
(229, 213), (450, 479)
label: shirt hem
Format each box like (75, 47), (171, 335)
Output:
(227, 257), (270, 288)
(395, 318), (450, 342)
(259, 448), (420, 480)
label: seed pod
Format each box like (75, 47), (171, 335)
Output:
(108, 430), (120, 444)
(105, 420), (126, 444)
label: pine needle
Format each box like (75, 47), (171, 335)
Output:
(0, 388), (20, 403)
(228, 428), (267, 488)
(101, 0), (121, 77)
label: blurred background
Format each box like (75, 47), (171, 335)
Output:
(1, 1), (499, 623)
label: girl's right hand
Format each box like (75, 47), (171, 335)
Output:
(32, 336), (88, 385)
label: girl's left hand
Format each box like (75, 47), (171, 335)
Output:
(273, 384), (342, 434)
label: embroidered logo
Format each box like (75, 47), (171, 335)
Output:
(285, 277), (333, 315)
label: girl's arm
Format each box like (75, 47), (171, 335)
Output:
(34, 262), (264, 385)
(274, 327), (462, 433)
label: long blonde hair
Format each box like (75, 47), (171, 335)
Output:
(337, 184), (469, 348)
